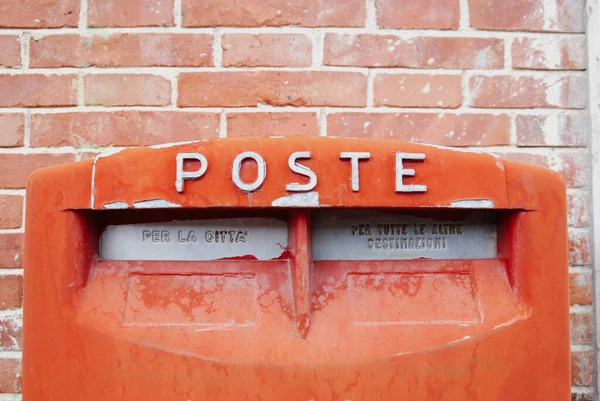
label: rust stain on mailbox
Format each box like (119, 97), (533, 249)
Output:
(23, 137), (569, 401)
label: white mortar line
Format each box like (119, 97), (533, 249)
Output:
(0, 27), (587, 37)
(170, 73), (178, 108)
(571, 344), (594, 352)
(366, 0), (377, 29)
(312, 30), (324, 68)
(509, 115), (518, 146)
(570, 265), (594, 272)
(0, 351), (22, 358)
(19, 33), (29, 69)
(366, 70), (375, 107)
(0, 190), (26, 196)
(1, 67), (587, 77)
(572, 386), (595, 393)
(219, 111), (227, 138)
(0, 309), (22, 318)
(23, 112), (30, 148)
(20, 186), (26, 230)
(571, 305), (595, 313)
(318, 108), (328, 137)
(213, 29), (222, 67)
(459, 0), (471, 30)
(568, 226), (592, 233)
(0, 394), (22, 401)
(0, 269), (23, 276)
(0, 106), (589, 116)
(0, 395), (22, 401)
(504, 37), (513, 70)
(77, 72), (85, 106)
(461, 71), (471, 110)
(78, 0), (88, 32)
(0, 227), (24, 234)
(174, 0), (182, 27)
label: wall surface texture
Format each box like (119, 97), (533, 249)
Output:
(0, 0), (595, 399)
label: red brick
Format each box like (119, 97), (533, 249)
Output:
(182, 0), (366, 27)
(570, 313), (593, 344)
(494, 151), (588, 188)
(0, 276), (22, 310)
(0, 0), (78, 28)
(327, 113), (510, 146)
(0, 36), (21, 67)
(0, 74), (77, 108)
(0, 153), (75, 189)
(0, 358), (21, 393)
(84, 74), (171, 107)
(493, 152), (546, 167)
(0, 235), (23, 268)
(89, 0), (174, 27)
(513, 37), (586, 70)
(571, 350), (593, 386)
(376, 0), (459, 29)
(0, 314), (22, 351)
(469, 0), (585, 32)
(569, 230), (591, 266)
(31, 112), (219, 147)
(557, 151), (588, 188)
(31, 33), (213, 68)
(324, 35), (504, 69)
(0, 114), (25, 147)
(222, 34), (312, 67)
(567, 192), (590, 227)
(227, 113), (319, 138)
(569, 271), (592, 305)
(374, 74), (462, 108)
(470, 75), (586, 109)
(0, 196), (23, 229)
(178, 72), (367, 108)
(516, 114), (586, 146)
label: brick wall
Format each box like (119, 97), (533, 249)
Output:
(0, 0), (593, 399)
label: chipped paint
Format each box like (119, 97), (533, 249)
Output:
(103, 201), (129, 210)
(132, 199), (183, 209)
(419, 142), (492, 154)
(100, 218), (287, 261)
(272, 192), (319, 207)
(150, 140), (202, 149)
(90, 154), (98, 208)
(450, 199), (495, 209)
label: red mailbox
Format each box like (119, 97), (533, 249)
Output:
(24, 137), (569, 400)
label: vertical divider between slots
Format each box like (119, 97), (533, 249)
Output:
(288, 210), (313, 339)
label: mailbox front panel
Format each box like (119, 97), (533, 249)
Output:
(24, 137), (569, 401)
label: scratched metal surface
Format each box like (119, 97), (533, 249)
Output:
(312, 211), (497, 260)
(99, 218), (288, 261)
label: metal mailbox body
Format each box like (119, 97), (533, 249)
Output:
(23, 137), (569, 400)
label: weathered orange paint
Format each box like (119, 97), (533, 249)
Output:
(24, 137), (569, 400)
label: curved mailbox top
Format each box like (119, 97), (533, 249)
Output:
(29, 136), (562, 210)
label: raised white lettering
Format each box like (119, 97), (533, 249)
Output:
(232, 151), (267, 192)
(286, 151), (318, 192)
(395, 153), (427, 193)
(340, 152), (371, 192)
(175, 153), (209, 193)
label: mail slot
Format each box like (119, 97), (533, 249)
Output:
(23, 137), (569, 401)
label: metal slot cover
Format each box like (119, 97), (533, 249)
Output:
(312, 211), (497, 260)
(99, 218), (288, 261)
